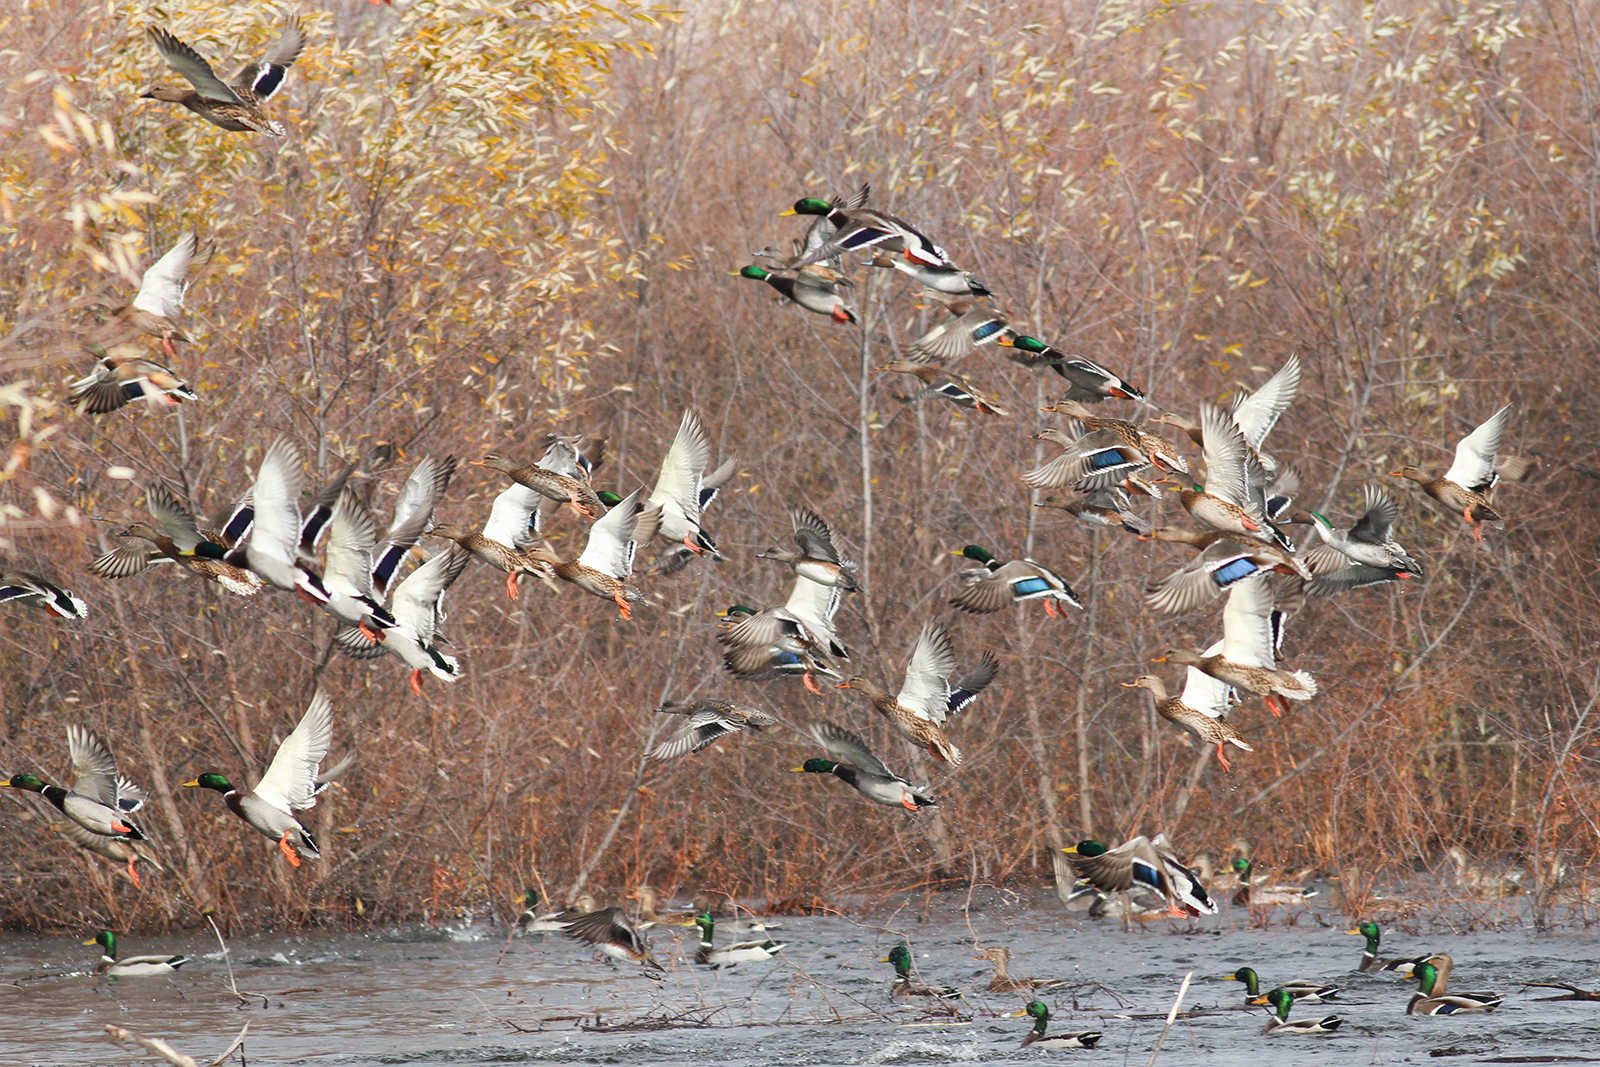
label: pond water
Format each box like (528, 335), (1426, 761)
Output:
(4, 891), (1598, 1067)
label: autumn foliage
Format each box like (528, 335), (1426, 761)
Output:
(2, 0), (1598, 932)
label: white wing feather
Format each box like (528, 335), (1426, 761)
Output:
(252, 690), (333, 815)
(1443, 404), (1510, 490)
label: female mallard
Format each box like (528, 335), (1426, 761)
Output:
(1227, 966), (1339, 1003)
(757, 507), (861, 592)
(7, 726), (145, 840)
(1391, 405), (1515, 542)
(980, 947), (1069, 993)
(881, 359), (1009, 416)
(1259, 987), (1342, 1034)
(836, 621), (998, 766)
(693, 913), (785, 967)
(333, 546), (470, 694)
(735, 264), (857, 323)
(647, 698), (779, 760)
(524, 488), (654, 620)
(882, 945), (960, 1000)
(1406, 956), (1502, 1014)
(1024, 426), (1148, 494)
(142, 20), (305, 136)
(1300, 485), (1423, 594)
(796, 721), (937, 811)
(781, 198), (953, 269)
(1346, 920), (1429, 974)
(1063, 836), (1216, 916)
(1122, 672), (1254, 773)
(1009, 1001), (1101, 1048)
(475, 452), (602, 519)
(562, 907), (664, 980)
(1155, 576), (1316, 717)
(0, 572), (88, 619)
(429, 483), (550, 601)
(185, 689), (334, 867)
(1159, 404), (1291, 549)
(995, 334), (1145, 402)
(69, 341), (197, 414)
(948, 545), (1080, 616)
(100, 232), (213, 358)
(84, 931), (186, 977)
(1043, 398), (1189, 475)
(1142, 529), (1304, 616)
(906, 293), (1009, 363)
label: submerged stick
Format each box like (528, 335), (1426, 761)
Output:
(1144, 971), (1192, 1067)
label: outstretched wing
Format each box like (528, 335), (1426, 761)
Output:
(895, 621), (957, 724)
(1444, 404), (1510, 492)
(148, 27), (245, 104)
(252, 690), (334, 815)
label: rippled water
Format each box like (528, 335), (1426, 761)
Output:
(4, 891), (1598, 1067)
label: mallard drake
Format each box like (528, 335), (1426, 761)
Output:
(1044, 399), (1189, 474)
(517, 890), (595, 932)
(1391, 404), (1515, 542)
(1122, 673), (1254, 772)
(1155, 577), (1316, 717)
(475, 452), (602, 519)
(980, 947), (1069, 993)
(1063, 836), (1217, 916)
(647, 698), (780, 760)
(99, 232), (214, 358)
(649, 453), (735, 575)
(93, 484), (261, 596)
(0, 572), (88, 619)
(948, 545), (1080, 616)
(222, 439), (331, 602)
(84, 931), (186, 977)
(142, 19), (305, 136)
(735, 264), (857, 323)
(1230, 859), (1319, 906)
(1347, 921), (1429, 974)
(1009, 1001), (1100, 1048)
(1406, 956), (1502, 1014)
(867, 249), (990, 296)
(836, 621), (997, 766)
(1035, 490), (1151, 535)
(645, 409), (729, 559)
(881, 358), (1009, 416)
(906, 292), (1009, 363)
(69, 341), (196, 414)
(693, 913), (785, 967)
(1258, 987), (1342, 1034)
(758, 508), (860, 591)
(313, 488), (404, 639)
(185, 689), (334, 866)
(1299, 485), (1423, 594)
(796, 721), (937, 811)
(562, 906), (665, 980)
(781, 198), (953, 269)
(1143, 529), (1305, 615)
(7, 726), (145, 840)
(995, 334), (1146, 402)
(1227, 966), (1338, 1003)
(774, 181), (871, 268)
(333, 546), (470, 694)
(882, 945), (961, 1000)
(523, 488), (653, 620)
(717, 602), (841, 692)
(1024, 425), (1149, 494)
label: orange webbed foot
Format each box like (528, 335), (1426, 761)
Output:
(570, 496), (598, 519)
(683, 534), (706, 556)
(505, 571), (520, 600)
(1043, 599), (1059, 619)
(802, 671), (823, 696)
(279, 830), (302, 867)
(409, 669), (425, 696)
(112, 820), (134, 836)
(160, 334), (177, 360)
(927, 743), (946, 762)
(900, 795), (919, 812)
(1265, 695), (1286, 718)
(614, 594), (633, 621)
(127, 859), (141, 889)
(359, 620), (384, 643)
(1215, 742), (1232, 773)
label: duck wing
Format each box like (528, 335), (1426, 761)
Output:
(1220, 577), (1277, 669)
(896, 621), (957, 725)
(1231, 355), (1300, 450)
(1444, 404), (1510, 492)
(131, 232), (206, 320)
(67, 725), (122, 810)
(647, 409), (711, 524)
(252, 690), (334, 815)
(231, 18), (305, 101)
(809, 721), (897, 780)
(148, 27), (245, 104)
(576, 487), (642, 578)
